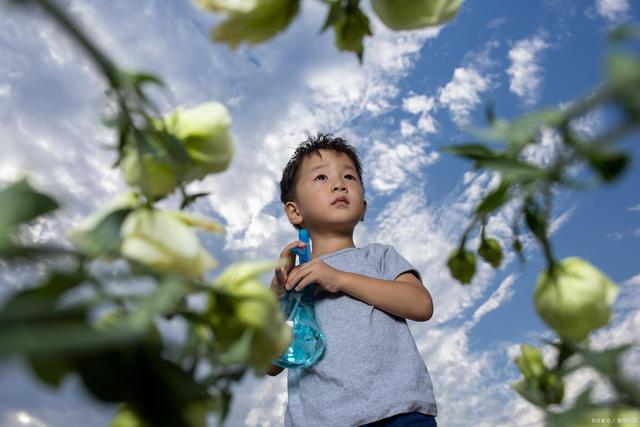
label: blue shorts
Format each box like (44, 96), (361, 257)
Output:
(360, 411), (437, 427)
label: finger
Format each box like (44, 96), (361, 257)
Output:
(286, 265), (310, 291)
(294, 274), (314, 292)
(279, 241), (307, 273)
(275, 266), (286, 286)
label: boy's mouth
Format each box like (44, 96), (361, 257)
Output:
(332, 196), (349, 205)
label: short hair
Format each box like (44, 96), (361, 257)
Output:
(280, 132), (365, 209)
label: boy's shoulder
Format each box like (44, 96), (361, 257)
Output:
(320, 242), (393, 261)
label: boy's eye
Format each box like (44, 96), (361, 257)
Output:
(314, 174), (327, 181)
(345, 174), (356, 181)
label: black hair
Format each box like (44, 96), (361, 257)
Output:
(279, 132), (365, 209)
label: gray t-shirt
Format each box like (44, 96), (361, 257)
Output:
(284, 243), (438, 427)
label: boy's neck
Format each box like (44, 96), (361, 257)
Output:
(309, 231), (355, 258)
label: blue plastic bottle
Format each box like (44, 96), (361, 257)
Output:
(273, 229), (326, 369)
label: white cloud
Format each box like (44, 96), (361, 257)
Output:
(366, 141), (439, 194)
(417, 113), (438, 134)
(595, 0), (631, 23)
(472, 274), (517, 322)
(400, 119), (417, 136)
(486, 17), (507, 29)
(438, 67), (490, 125)
(507, 35), (549, 105)
(628, 203), (640, 212)
(402, 94), (436, 114)
(570, 108), (604, 138)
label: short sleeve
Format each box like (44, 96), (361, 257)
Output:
(381, 245), (422, 282)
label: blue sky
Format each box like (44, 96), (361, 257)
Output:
(1, 0), (639, 426)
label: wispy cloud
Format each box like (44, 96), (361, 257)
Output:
(594, 0), (632, 23)
(402, 94), (436, 114)
(628, 203), (640, 212)
(438, 67), (490, 125)
(366, 141), (439, 194)
(507, 34), (549, 105)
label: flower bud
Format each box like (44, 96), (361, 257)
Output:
(534, 257), (619, 342)
(478, 237), (503, 268)
(447, 248), (476, 284)
(514, 344), (546, 381)
(164, 102), (233, 181)
(120, 102), (233, 198)
(540, 371), (564, 405)
(207, 261), (292, 373)
(120, 208), (217, 279)
(371, 0), (461, 31)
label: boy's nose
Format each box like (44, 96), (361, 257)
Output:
(332, 182), (347, 192)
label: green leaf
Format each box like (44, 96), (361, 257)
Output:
(0, 270), (85, 323)
(208, 0), (300, 49)
(320, 1), (343, 33)
(512, 237), (525, 265)
(0, 320), (140, 356)
(608, 24), (640, 42)
(540, 371), (564, 405)
(76, 345), (207, 427)
(485, 102), (496, 124)
(29, 352), (73, 387)
(512, 379), (547, 408)
(524, 201), (548, 245)
(122, 278), (190, 332)
(131, 72), (166, 88)
(471, 109), (565, 146)
(607, 52), (640, 90)
(574, 343), (633, 377)
(333, 1), (372, 62)
(586, 149), (629, 183)
(446, 248), (476, 284)
(544, 386), (594, 427)
(69, 208), (132, 258)
(475, 157), (548, 182)
(161, 130), (192, 167)
(216, 388), (232, 427)
(0, 178), (59, 238)
(476, 180), (511, 214)
(217, 328), (254, 366)
(478, 237), (503, 268)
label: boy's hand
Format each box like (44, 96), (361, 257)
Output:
(270, 240), (307, 299)
(284, 259), (343, 295)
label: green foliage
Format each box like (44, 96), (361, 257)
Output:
(321, 0), (372, 62)
(446, 248), (476, 284)
(0, 178), (58, 242)
(196, 0), (460, 61)
(478, 237), (502, 268)
(197, 0), (301, 49)
(445, 23), (640, 422)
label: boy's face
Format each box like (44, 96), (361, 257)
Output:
(285, 149), (367, 234)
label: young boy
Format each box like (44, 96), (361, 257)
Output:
(268, 133), (438, 427)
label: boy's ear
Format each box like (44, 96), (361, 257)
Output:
(360, 200), (368, 222)
(284, 201), (304, 226)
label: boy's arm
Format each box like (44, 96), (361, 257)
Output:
(336, 271), (433, 322)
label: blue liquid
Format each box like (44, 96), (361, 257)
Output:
(275, 324), (325, 369)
